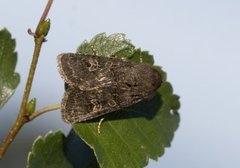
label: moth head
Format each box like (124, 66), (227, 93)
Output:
(122, 64), (162, 100)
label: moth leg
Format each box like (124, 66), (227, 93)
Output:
(98, 118), (105, 134)
(140, 52), (143, 63)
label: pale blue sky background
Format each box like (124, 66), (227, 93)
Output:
(0, 0), (240, 167)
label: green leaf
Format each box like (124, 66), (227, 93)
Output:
(77, 33), (135, 59)
(0, 28), (20, 109)
(27, 130), (73, 168)
(153, 66), (167, 82)
(72, 33), (180, 168)
(129, 48), (154, 65)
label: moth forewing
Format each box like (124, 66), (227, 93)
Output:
(57, 53), (162, 123)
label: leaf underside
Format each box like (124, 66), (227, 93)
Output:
(0, 28), (20, 109)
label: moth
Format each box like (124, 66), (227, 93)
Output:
(57, 53), (162, 123)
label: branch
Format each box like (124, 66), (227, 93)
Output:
(0, 0), (54, 159)
(39, 0), (53, 23)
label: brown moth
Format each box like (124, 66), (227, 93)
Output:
(57, 53), (162, 123)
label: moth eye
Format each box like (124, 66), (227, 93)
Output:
(88, 59), (99, 71)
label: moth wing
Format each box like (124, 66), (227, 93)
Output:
(57, 53), (116, 90)
(61, 86), (121, 123)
